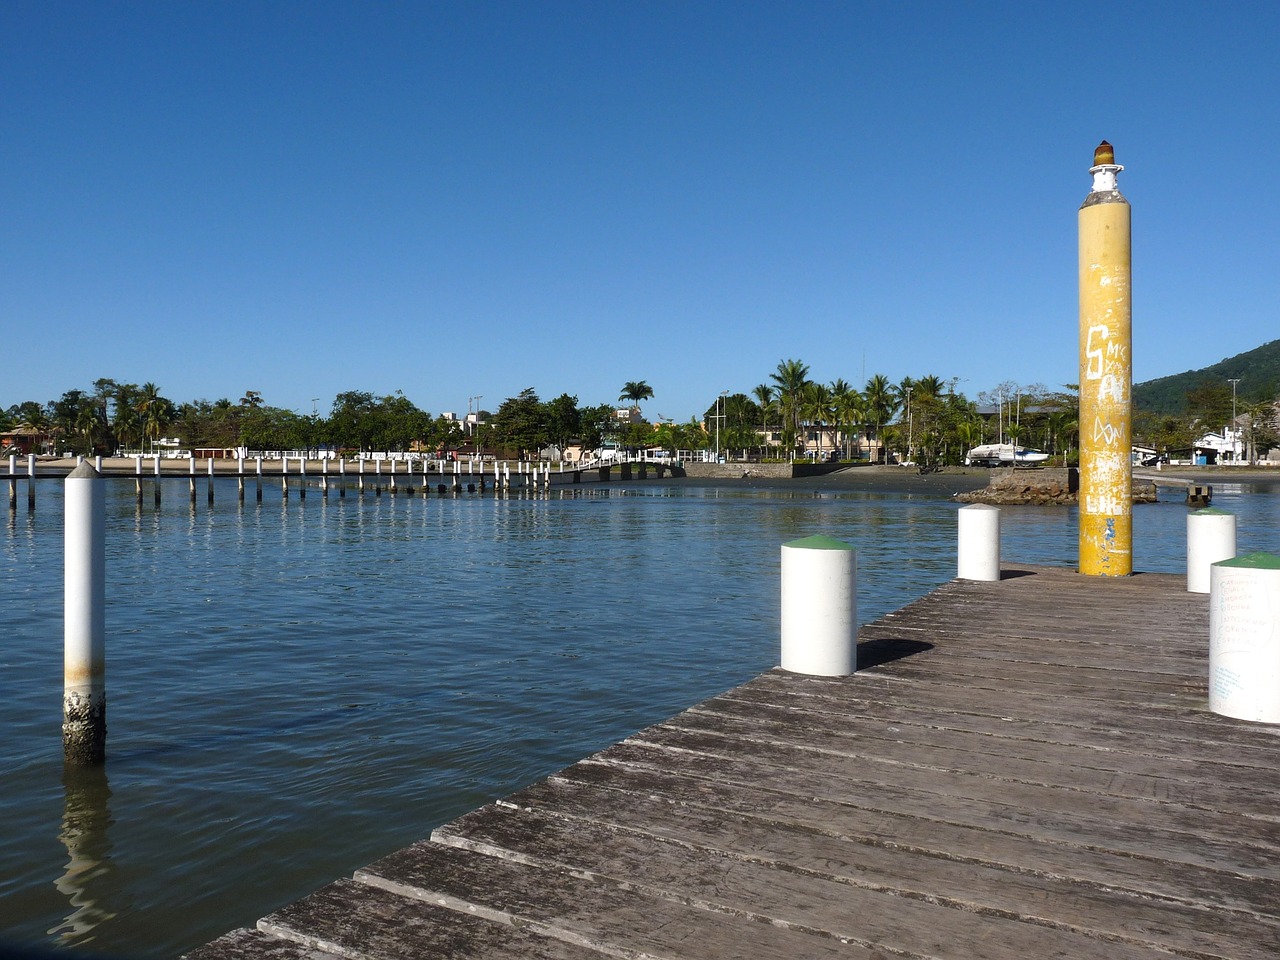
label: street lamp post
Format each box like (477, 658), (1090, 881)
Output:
(1227, 378), (1241, 462)
(714, 391), (728, 462)
(904, 385), (913, 464)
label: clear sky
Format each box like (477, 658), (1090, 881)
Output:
(3, 1), (1277, 421)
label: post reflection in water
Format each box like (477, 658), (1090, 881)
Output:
(49, 763), (119, 946)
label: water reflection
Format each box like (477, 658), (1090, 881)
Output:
(49, 763), (119, 947)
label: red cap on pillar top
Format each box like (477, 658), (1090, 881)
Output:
(1093, 141), (1115, 166)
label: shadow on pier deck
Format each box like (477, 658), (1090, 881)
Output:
(188, 566), (1280, 959)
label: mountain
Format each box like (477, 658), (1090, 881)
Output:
(1134, 339), (1280, 414)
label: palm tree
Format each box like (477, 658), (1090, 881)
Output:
(828, 379), (853, 459)
(956, 419), (982, 458)
(864, 374), (898, 463)
(75, 403), (107, 454)
(916, 374), (945, 398)
(836, 389), (868, 460)
(769, 359), (810, 457)
(137, 383), (175, 453)
(112, 402), (142, 453)
(752, 384), (776, 455)
(618, 381), (654, 415)
(801, 382), (834, 457)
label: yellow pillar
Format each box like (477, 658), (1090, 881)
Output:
(1078, 140), (1132, 576)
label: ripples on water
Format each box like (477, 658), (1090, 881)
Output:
(2, 477), (1277, 957)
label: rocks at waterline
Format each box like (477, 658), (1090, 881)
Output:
(953, 467), (1156, 506)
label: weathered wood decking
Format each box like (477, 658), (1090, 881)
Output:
(188, 566), (1280, 959)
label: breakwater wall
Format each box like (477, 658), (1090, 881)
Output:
(680, 461), (850, 480)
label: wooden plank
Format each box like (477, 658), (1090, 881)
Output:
(183, 928), (345, 960)
(256, 878), (611, 960)
(531, 761), (1280, 920)
(660, 703), (1280, 815)
(693, 693), (1280, 791)
(355, 841), (881, 960)
(736, 670), (1280, 749)
(434, 800), (1280, 960)
(589, 739), (1280, 873)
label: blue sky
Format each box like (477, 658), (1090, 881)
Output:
(3, 1), (1277, 421)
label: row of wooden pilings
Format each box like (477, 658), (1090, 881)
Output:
(785, 503), (1280, 724)
(8, 454), (651, 511)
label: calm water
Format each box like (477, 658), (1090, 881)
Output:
(2, 476), (1278, 958)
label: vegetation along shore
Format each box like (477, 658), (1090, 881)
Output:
(4, 340), (1279, 468)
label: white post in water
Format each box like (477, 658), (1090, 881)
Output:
(780, 535), (856, 676)
(29, 453), (37, 509)
(1187, 508), (1236, 594)
(957, 504), (1001, 581)
(1209, 553), (1280, 723)
(64, 462), (106, 763)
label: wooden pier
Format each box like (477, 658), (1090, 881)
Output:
(187, 566), (1280, 960)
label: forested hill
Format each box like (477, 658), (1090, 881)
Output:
(1135, 339), (1280, 414)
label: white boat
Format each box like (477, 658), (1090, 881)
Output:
(964, 443), (1050, 467)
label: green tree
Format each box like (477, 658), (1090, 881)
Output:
(863, 374), (898, 463)
(1186, 379), (1234, 434)
(618, 381), (654, 414)
(328, 391), (379, 452)
(577, 403), (619, 451)
(542, 394), (582, 451)
(769, 359), (811, 456)
(752, 384), (777, 454)
(800, 382), (834, 455)
(490, 388), (547, 458)
(137, 382), (175, 452)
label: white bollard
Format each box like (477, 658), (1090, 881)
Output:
(1187, 508), (1236, 593)
(1209, 553), (1280, 723)
(94, 455), (102, 472)
(64, 462), (106, 763)
(780, 535), (857, 676)
(957, 504), (1001, 581)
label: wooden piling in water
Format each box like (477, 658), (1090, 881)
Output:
(63, 463), (105, 764)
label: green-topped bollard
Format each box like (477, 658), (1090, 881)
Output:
(1210, 553), (1280, 723)
(780, 535), (856, 676)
